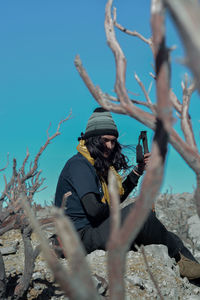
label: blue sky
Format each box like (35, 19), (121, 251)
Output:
(0, 1), (199, 205)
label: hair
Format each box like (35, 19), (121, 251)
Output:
(82, 135), (131, 181)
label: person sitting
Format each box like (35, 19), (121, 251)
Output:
(55, 107), (200, 281)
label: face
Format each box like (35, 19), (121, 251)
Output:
(101, 135), (117, 158)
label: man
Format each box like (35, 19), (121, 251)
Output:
(55, 107), (200, 281)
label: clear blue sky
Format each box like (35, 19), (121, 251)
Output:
(0, 1), (199, 205)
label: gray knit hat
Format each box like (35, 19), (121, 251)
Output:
(84, 107), (119, 139)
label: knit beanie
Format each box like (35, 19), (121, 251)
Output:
(84, 107), (119, 139)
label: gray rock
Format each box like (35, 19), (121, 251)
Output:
(144, 244), (174, 268)
(127, 274), (143, 287)
(0, 241), (19, 255)
(188, 215), (200, 250)
(92, 273), (108, 296)
(2, 193), (200, 299)
(33, 271), (43, 280)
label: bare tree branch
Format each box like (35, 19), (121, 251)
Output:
(106, 170), (125, 298)
(134, 73), (156, 114)
(21, 149), (30, 177)
(113, 7), (153, 50)
(21, 195), (99, 300)
(112, 0), (199, 152)
(61, 191), (72, 209)
(0, 159), (17, 202)
(21, 112), (72, 183)
(0, 113), (72, 298)
(14, 226), (38, 299)
(74, 55), (126, 114)
(169, 89), (182, 114)
(75, 3), (200, 227)
(0, 153), (9, 172)
(100, 2), (172, 298)
(104, 0), (156, 127)
(20, 194), (75, 299)
(164, 0), (200, 93)
(140, 245), (164, 300)
(108, 169), (121, 236)
(181, 76), (197, 148)
(54, 209), (99, 299)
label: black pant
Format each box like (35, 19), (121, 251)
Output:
(79, 204), (194, 261)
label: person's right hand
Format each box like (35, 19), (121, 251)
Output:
(134, 152), (151, 176)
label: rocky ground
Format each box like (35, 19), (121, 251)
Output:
(1, 192), (200, 299)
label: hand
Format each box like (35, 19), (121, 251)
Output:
(133, 152), (151, 176)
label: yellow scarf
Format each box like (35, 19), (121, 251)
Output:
(76, 140), (124, 205)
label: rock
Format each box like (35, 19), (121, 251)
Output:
(86, 247), (200, 299)
(188, 215), (200, 250)
(32, 271), (43, 280)
(92, 273), (108, 296)
(127, 274), (144, 288)
(144, 244), (174, 268)
(1, 193), (200, 299)
(0, 241), (19, 255)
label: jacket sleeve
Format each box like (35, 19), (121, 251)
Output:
(81, 172), (139, 223)
(120, 171), (140, 203)
(81, 192), (110, 224)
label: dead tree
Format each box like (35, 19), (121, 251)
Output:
(74, 0), (200, 298)
(0, 113), (71, 299)
(0, 157), (9, 300)
(75, 0), (200, 217)
(104, 1), (171, 298)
